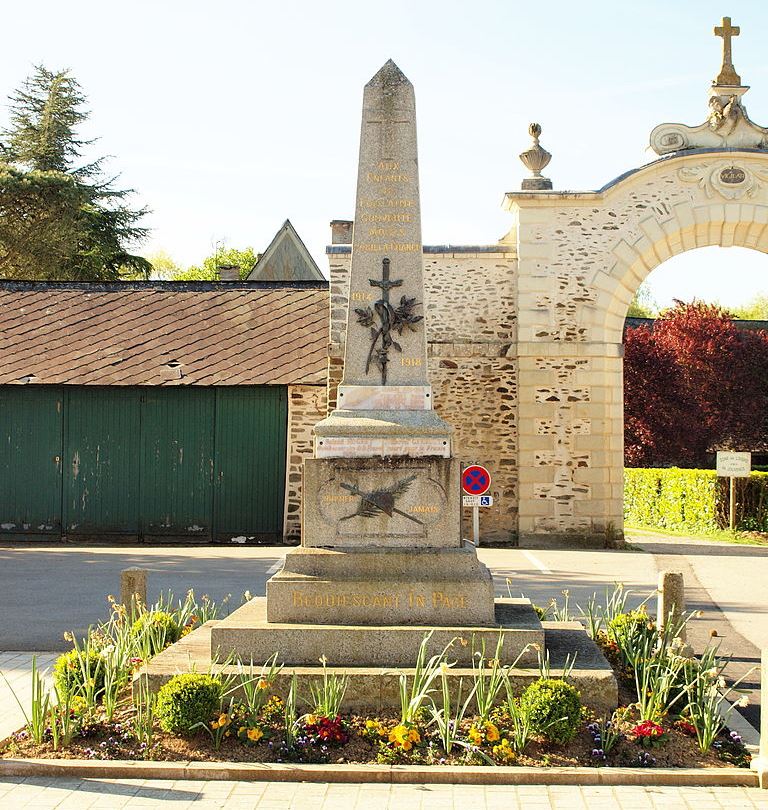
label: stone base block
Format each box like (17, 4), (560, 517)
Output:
(303, 456), (462, 549)
(267, 546), (495, 625)
(140, 618), (618, 715)
(209, 597), (542, 667)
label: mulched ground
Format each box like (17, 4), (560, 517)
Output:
(0, 638), (752, 769)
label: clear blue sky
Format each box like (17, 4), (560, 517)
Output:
(1, 0), (767, 304)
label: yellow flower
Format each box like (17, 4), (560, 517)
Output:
(389, 724), (416, 748)
(492, 738), (515, 764)
(257, 678), (269, 690)
(211, 720), (219, 729)
(217, 713), (230, 727)
(468, 726), (483, 745)
(247, 727), (264, 742)
(485, 723), (500, 743)
(238, 726), (246, 735)
(305, 714), (318, 726)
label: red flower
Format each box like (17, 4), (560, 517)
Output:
(634, 720), (664, 738)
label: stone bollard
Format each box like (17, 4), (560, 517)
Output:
(120, 567), (148, 616)
(657, 570), (686, 641)
(752, 648), (768, 789)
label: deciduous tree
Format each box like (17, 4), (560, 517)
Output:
(624, 301), (768, 466)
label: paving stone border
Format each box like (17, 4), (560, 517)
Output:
(0, 758), (758, 787)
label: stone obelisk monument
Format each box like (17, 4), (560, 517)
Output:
(209, 61), (542, 666)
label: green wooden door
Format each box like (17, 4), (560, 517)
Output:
(0, 386), (63, 536)
(64, 388), (141, 537)
(140, 388), (215, 539)
(213, 387), (287, 540)
(1, 385), (288, 542)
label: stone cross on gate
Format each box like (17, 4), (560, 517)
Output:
(714, 16), (741, 86)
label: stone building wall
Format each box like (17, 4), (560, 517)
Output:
(318, 152), (768, 548)
(284, 383), (327, 540)
(326, 245), (519, 543)
(508, 151), (768, 546)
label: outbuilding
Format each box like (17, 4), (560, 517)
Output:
(0, 277), (328, 543)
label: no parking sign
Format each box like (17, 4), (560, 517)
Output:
(461, 464), (491, 496)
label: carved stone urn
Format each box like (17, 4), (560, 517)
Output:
(519, 123), (553, 190)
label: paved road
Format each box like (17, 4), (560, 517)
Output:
(0, 778), (766, 809)
(0, 535), (764, 727)
(1, 537), (766, 807)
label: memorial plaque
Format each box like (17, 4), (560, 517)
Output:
(302, 456), (461, 549)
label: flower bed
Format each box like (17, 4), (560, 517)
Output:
(0, 587), (755, 771)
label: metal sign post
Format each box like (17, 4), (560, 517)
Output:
(716, 451), (751, 531)
(461, 466), (492, 546)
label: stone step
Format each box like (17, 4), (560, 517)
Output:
(138, 619), (617, 716)
(208, 597), (541, 667)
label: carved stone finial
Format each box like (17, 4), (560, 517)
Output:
(649, 16), (768, 155)
(519, 122), (553, 190)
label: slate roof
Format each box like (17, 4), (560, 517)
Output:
(0, 280), (329, 386)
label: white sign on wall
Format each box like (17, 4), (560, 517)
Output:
(716, 451), (751, 478)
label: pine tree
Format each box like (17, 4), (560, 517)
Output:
(0, 66), (150, 280)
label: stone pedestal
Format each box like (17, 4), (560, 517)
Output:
(210, 597), (541, 667)
(266, 547), (495, 626)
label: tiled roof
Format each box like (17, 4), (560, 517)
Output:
(0, 280), (329, 386)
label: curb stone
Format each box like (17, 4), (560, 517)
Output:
(0, 759), (759, 787)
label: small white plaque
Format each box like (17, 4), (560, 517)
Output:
(337, 385), (432, 411)
(316, 436), (450, 458)
(462, 495), (494, 507)
(716, 451), (751, 478)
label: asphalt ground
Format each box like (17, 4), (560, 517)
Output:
(0, 534), (763, 732)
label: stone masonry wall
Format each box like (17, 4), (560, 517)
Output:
(510, 151), (768, 545)
(284, 384), (327, 540)
(327, 246), (519, 543)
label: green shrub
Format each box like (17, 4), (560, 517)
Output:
(156, 673), (222, 734)
(624, 468), (768, 533)
(519, 678), (581, 745)
(607, 608), (654, 645)
(607, 608), (656, 667)
(131, 610), (182, 655)
(53, 648), (105, 699)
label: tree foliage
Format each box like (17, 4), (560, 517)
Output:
(160, 246), (258, 281)
(626, 281), (658, 318)
(0, 66), (150, 280)
(624, 301), (768, 467)
(729, 293), (768, 320)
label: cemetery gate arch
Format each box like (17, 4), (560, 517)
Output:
(506, 148), (768, 546)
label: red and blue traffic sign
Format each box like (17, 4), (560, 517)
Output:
(461, 464), (491, 496)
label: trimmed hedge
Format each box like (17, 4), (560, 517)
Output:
(624, 467), (768, 533)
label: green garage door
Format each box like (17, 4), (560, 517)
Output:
(141, 389), (215, 538)
(0, 387), (63, 536)
(0, 385), (287, 542)
(214, 387), (287, 540)
(65, 388), (141, 537)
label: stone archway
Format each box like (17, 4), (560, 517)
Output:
(506, 150), (768, 546)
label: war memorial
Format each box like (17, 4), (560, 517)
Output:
(143, 59), (615, 710)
